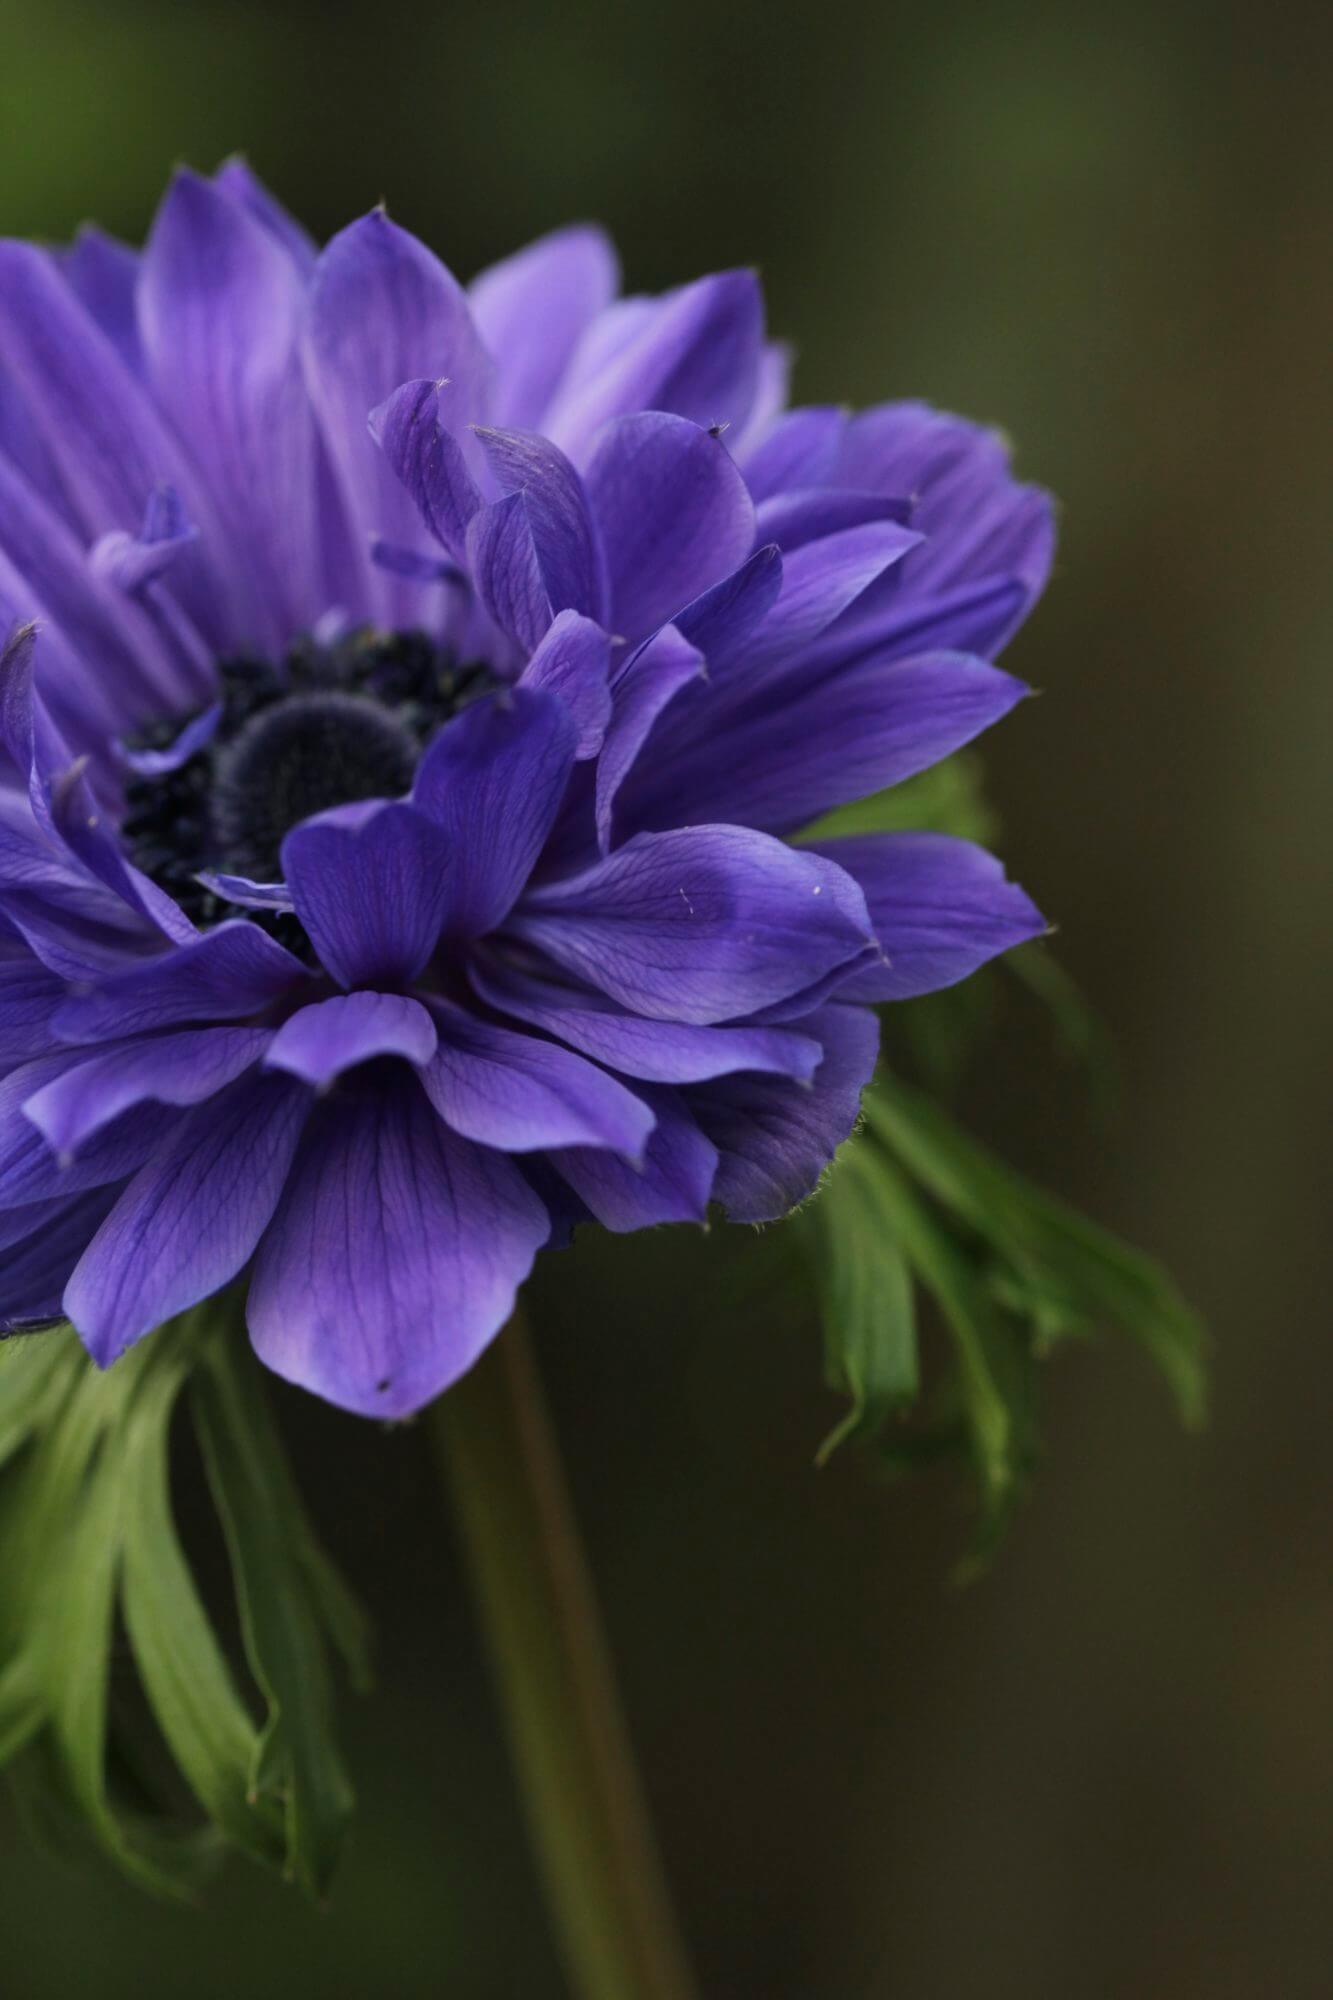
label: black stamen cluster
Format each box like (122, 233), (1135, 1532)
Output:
(121, 628), (493, 941)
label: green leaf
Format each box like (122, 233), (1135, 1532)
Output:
(798, 753), (999, 846)
(805, 1140), (919, 1464)
(192, 1331), (358, 1898)
(857, 1148), (1017, 1512)
(864, 1077), (1207, 1423)
(0, 1306), (366, 1899)
(119, 1343), (286, 1869)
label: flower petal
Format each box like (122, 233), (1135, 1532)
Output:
(471, 956), (822, 1083)
(23, 1025), (270, 1158)
(0, 1052), (180, 1206)
(583, 413), (756, 643)
(513, 825), (874, 1025)
(282, 801), (452, 990)
(546, 270), (764, 465)
(689, 1001), (880, 1222)
(303, 210), (492, 617)
(413, 687), (577, 938)
(595, 624), (705, 853)
(53, 920), (310, 1043)
(549, 1085), (716, 1230)
(621, 650), (1029, 839)
(806, 833), (1047, 1000)
(139, 169), (324, 642)
(264, 991), (438, 1087)
(474, 426), (607, 625)
(519, 610), (612, 759)
(369, 378), (481, 562)
(421, 998), (654, 1156)
(469, 225), (619, 430)
(247, 1073), (548, 1418)
(465, 492), (551, 653)
(64, 1071), (309, 1366)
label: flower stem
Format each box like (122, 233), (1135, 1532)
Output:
(430, 1308), (699, 2000)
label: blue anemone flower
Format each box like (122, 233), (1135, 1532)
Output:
(0, 164), (1052, 1415)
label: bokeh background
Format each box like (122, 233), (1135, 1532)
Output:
(1, 1), (1330, 1994)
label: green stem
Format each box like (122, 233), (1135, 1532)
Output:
(430, 1308), (699, 2000)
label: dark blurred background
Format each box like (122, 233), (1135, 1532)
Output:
(1, 1), (1330, 1994)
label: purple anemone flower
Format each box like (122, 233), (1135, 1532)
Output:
(0, 164), (1052, 1416)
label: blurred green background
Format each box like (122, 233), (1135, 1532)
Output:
(1, 0), (1330, 1993)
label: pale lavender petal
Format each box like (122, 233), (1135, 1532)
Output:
(413, 688), (576, 937)
(264, 991), (438, 1087)
(513, 826), (874, 1025)
(469, 225), (619, 430)
(583, 413), (756, 643)
(90, 485), (198, 594)
(213, 157), (317, 272)
(304, 210), (492, 619)
(546, 270), (764, 465)
(139, 169), (324, 642)
(690, 1002), (880, 1222)
(193, 873), (292, 914)
(115, 703), (221, 781)
(421, 998), (654, 1156)
(247, 1073), (548, 1418)
(65, 1071), (308, 1366)
(61, 226), (142, 372)
(281, 800), (452, 989)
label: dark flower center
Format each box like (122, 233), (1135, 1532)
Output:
(211, 692), (419, 880)
(121, 627), (494, 937)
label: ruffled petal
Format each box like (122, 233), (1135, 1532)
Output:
(471, 955), (822, 1083)
(474, 426), (608, 625)
(413, 687), (577, 937)
(0, 1051), (179, 1207)
(512, 825), (874, 1025)
(549, 1084), (716, 1230)
(369, 378), (480, 563)
(281, 801), (452, 990)
(22, 1024), (270, 1157)
(619, 650), (1029, 839)
(690, 1001), (880, 1222)
(247, 1072), (548, 1417)
(807, 832), (1046, 1000)
(64, 1071), (309, 1365)
(583, 413), (755, 643)
(53, 921), (309, 1042)
(421, 998), (654, 1156)
(518, 611), (612, 760)
(263, 991), (438, 1087)
(595, 624), (704, 853)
